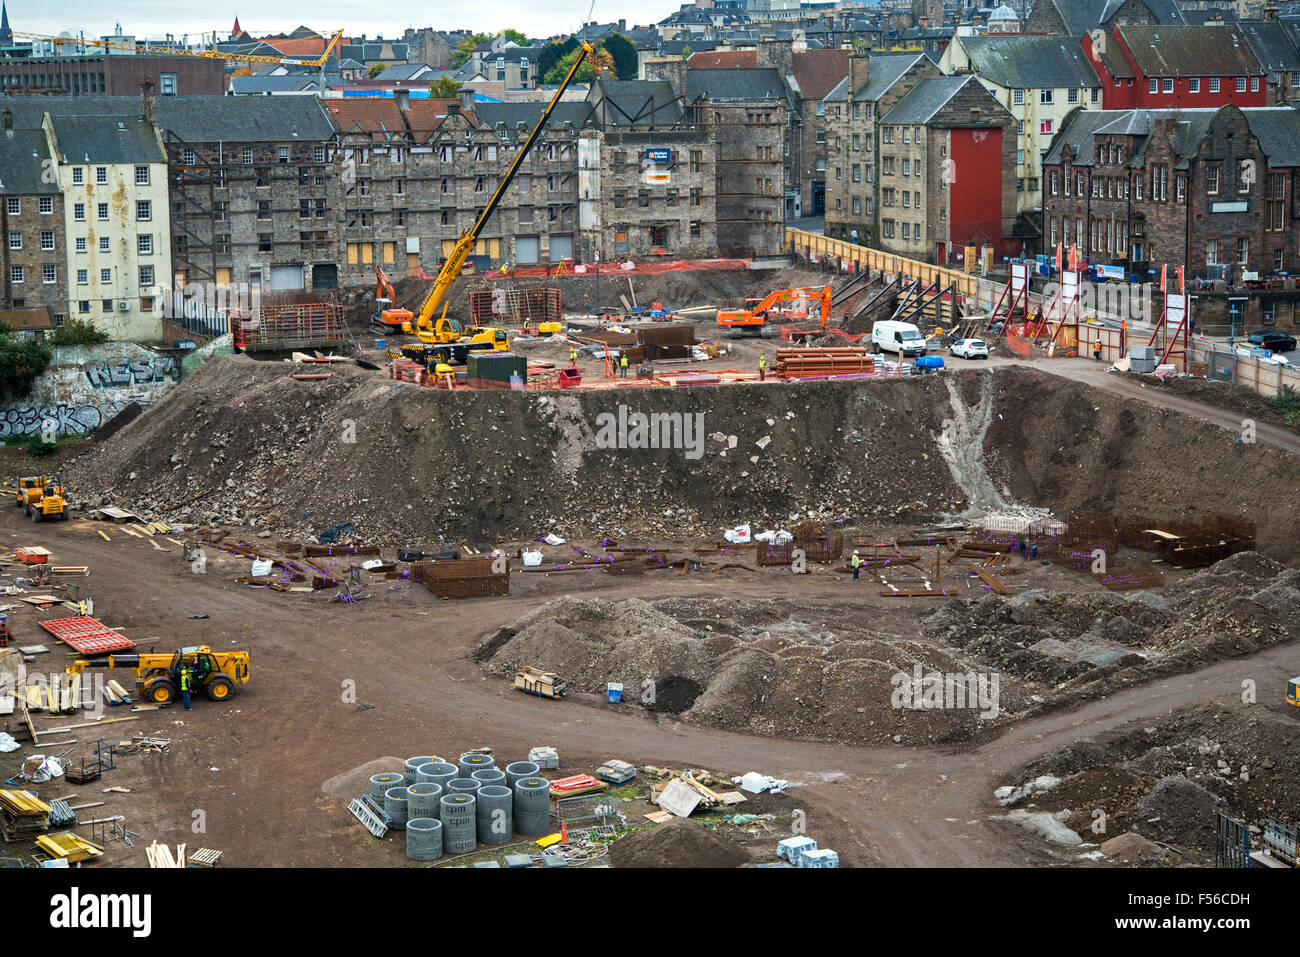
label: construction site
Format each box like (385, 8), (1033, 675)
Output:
(0, 44), (1296, 883)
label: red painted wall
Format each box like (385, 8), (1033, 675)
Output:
(949, 127), (1007, 255)
(1114, 32), (1267, 109)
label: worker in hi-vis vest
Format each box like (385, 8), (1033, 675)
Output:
(851, 550), (861, 581)
(619, 353), (629, 378)
(569, 347), (578, 368)
(758, 354), (767, 381)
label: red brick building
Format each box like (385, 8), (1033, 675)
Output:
(1084, 25), (1267, 110)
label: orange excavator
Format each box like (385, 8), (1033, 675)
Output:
(372, 265), (415, 330)
(716, 286), (831, 338)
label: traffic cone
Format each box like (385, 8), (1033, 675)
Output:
(560, 820), (569, 844)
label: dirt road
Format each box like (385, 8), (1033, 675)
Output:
(3, 512), (1294, 867)
(978, 355), (1300, 456)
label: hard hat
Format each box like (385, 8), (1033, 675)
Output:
(853, 549), (859, 555)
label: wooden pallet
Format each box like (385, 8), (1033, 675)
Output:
(187, 848), (223, 867)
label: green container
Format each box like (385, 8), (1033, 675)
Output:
(468, 352), (526, 384)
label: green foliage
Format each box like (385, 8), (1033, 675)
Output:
(451, 33), (491, 68)
(28, 439), (58, 457)
(0, 336), (52, 399)
(428, 76), (463, 97)
(1267, 384), (1300, 422)
(538, 37), (579, 80)
(498, 29), (531, 46)
(368, 63), (387, 78)
(680, 45), (692, 61)
(603, 33), (637, 80)
(48, 318), (109, 347)
(543, 46), (615, 85)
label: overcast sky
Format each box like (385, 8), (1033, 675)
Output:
(6, 0), (683, 42)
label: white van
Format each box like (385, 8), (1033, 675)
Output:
(872, 320), (927, 357)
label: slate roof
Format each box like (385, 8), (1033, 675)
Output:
(957, 35), (1102, 89)
(879, 75), (987, 125)
(0, 95), (337, 143)
(684, 67), (790, 103)
(49, 114), (163, 164)
(1238, 19), (1300, 75)
(1242, 106), (1300, 163)
(592, 79), (683, 126)
(0, 128), (59, 194)
(1116, 25), (1265, 77)
(857, 52), (928, 101)
(1038, 0), (1185, 36)
(686, 49), (757, 69)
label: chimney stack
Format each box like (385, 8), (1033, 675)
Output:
(849, 53), (870, 98)
(394, 88), (410, 112)
(140, 80), (156, 125)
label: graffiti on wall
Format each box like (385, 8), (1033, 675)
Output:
(0, 402), (129, 438)
(83, 355), (178, 389)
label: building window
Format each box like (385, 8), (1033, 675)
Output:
(96, 167), (107, 185)
(100, 268), (112, 284)
(75, 237), (87, 252)
(1238, 237), (1249, 265)
(1150, 78), (1159, 94)
(77, 269), (88, 284)
(40, 230), (54, 251)
(1189, 78), (1200, 93)
(5, 198), (17, 215)
(1210, 78), (1220, 93)
(1206, 239), (1218, 265)
(182, 148), (196, 166)
(139, 265), (154, 287)
(689, 221), (702, 239)
(258, 234), (272, 253)
(690, 188), (702, 207)
(138, 234), (153, 255)
(72, 168), (84, 185)
(7, 231), (19, 250)
(1040, 120), (1052, 135)
(135, 165), (150, 185)
(1068, 88), (1079, 104)
(78, 301), (90, 313)
(1012, 89), (1025, 105)
(649, 225), (667, 247)
(242, 148), (254, 165)
(1239, 161), (1253, 193)
(8, 266), (22, 284)
(98, 203), (109, 221)
(160, 73), (177, 96)
(1251, 77), (1260, 92)
(1163, 78), (1173, 94)
(278, 147), (290, 163)
(136, 200), (151, 221)
(1040, 89), (1053, 104)
(1268, 172), (1287, 231)
(38, 197), (53, 215)
(1236, 77), (1247, 92)
(313, 146), (327, 163)
(1207, 165), (1220, 194)
(102, 300), (114, 313)
(1091, 89), (1099, 103)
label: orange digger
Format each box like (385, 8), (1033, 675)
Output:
(716, 286), (831, 338)
(372, 266), (415, 330)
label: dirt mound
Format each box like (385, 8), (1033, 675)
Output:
(1134, 373), (1300, 436)
(1133, 775), (1224, 849)
(1022, 765), (1149, 836)
(479, 596), (1017, 745)
(1100, 831), (1168, 863)
(320, 757), (405, 798)
(609, 819), (750, 868)
(924, 557), (1299, 704)
(1016, 698), (1299, 855)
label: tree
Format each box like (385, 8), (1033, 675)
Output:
(603, 33), (637, 80)
(368, 63), (387, 79)
(429, 76), (463, 98)
(680, 45), (692, 61)
(499, 29), (531, 47)
(48, 318), (109, 347)
(451, 32), (491, 68)
(543, 46), (615, 85)
(538, 37), (579, 81)
(0, 335), (52, 399)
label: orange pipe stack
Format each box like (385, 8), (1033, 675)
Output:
(774, 347), (873, 379)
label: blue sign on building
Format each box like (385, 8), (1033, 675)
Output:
(645, 148), (672, 164)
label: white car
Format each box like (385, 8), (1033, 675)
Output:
(950, 338), (990, 359)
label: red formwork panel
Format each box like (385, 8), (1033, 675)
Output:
(38, 616), (136, 654)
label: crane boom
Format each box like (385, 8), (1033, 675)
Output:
(410, 40), (594, 335)
(12, 28), (344, 68)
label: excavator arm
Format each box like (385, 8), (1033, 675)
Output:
(410, 41), (594, 337)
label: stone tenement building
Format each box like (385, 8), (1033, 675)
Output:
(0, 116), (66, 320)
(822, 52), (943, 246)
(1041, 105), (1300, 278)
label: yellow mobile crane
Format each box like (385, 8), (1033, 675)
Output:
(399, 40), (594, 368)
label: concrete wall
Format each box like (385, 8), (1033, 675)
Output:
(0, 341), (183, 437)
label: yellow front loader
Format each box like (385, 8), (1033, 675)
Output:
(67, 645), (250, 706)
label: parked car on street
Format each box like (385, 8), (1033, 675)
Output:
(950, 338), (990, 359)
(1247, 331), (1297, 353)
